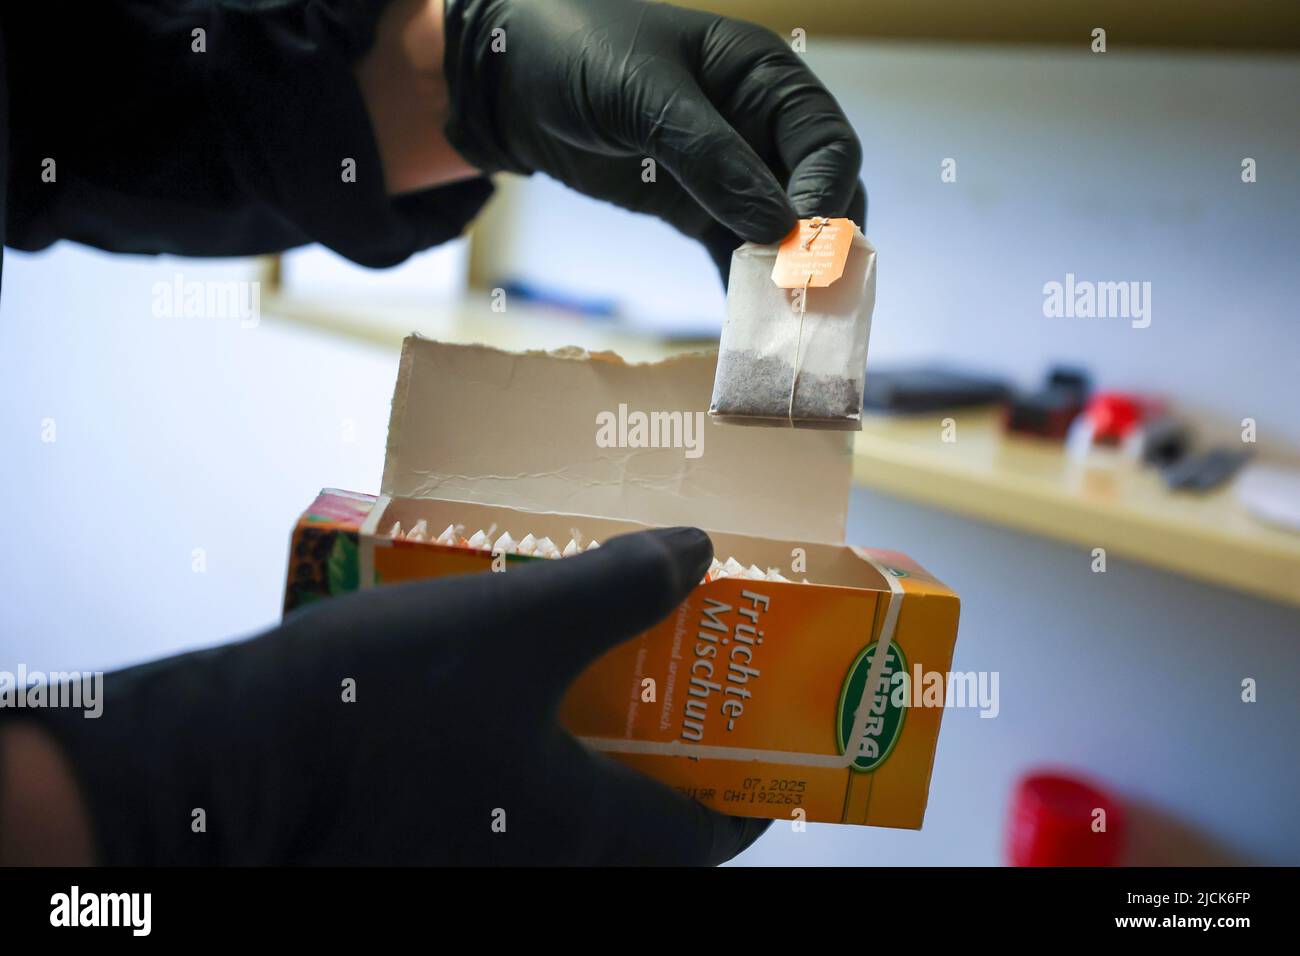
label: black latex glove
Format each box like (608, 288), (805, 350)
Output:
(443, 0), (866, 279)
(29, 528), (769, 865)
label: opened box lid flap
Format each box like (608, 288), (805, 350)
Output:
(381, 337), (853, 543)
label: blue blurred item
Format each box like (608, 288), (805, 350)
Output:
(497, 279), (620, 319)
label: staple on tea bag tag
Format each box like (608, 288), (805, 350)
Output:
(710, 217), (875, 430)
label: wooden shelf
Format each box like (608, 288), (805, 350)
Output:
(852, 409), (1300, 608)
(262, 290), (686, 363)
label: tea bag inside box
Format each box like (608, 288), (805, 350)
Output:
(710, 219), (876, 430)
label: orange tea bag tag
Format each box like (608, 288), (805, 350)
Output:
(771, 217), (854, 289)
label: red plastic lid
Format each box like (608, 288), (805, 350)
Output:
(1084, 392), (1144, 441)
(1007, 770), (1125, 866)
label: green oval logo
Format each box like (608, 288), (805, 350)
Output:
(836, 640), (907, 772)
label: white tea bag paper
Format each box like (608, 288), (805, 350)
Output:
(710, 218), (876, 430)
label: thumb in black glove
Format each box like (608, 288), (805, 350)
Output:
(25, 527), (769, 865)
(443, 0), (866, 279)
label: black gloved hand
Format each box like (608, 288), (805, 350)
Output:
(31, 527), (768, 865)
(442, 0), (866, 278)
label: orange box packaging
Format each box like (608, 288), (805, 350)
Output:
(284, 338), (961, 829)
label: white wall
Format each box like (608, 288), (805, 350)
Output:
(0, 246), (396, 670)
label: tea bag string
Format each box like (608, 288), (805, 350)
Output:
(787, 218), (827, 426)
(788, 271), (811, 426)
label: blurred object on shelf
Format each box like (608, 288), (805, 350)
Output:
(1163, 448), (1253, 493)
(1004, 366), (1091, 440)
(1065, 391), (1164, 464)
(1139, 415), (1193, 469)
(1007, 770), (1125, 867)
(862, 366), (1011, 413)
(1236, 462), (1300, 534)
(1063, 391), (1256, 493)
(495, 279), (619, 320)
(493, 278), (719, 343)
(1082, 392), (1146, 444)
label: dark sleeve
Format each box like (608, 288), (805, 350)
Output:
(1, 0), (493, 268)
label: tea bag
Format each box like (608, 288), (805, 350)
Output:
(710, 218), (876, 430)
